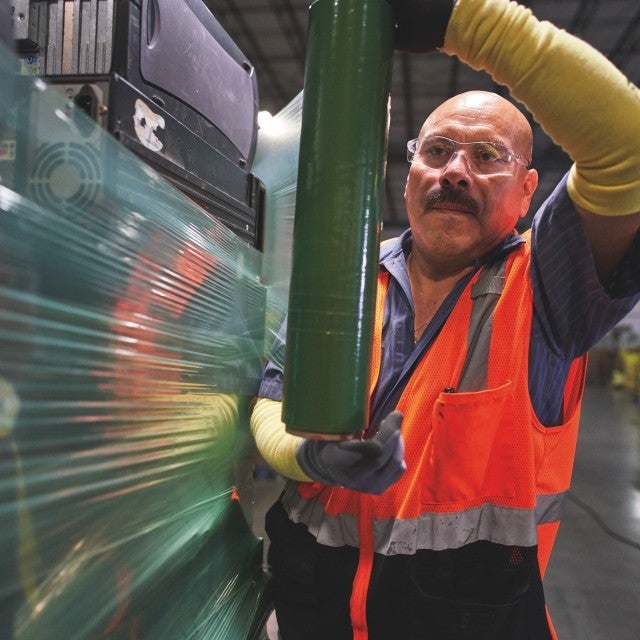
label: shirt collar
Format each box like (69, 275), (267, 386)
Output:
(379, 228), (525, 272)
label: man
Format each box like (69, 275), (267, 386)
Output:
(251, 0), (640, 638)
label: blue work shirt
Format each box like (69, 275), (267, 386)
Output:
(260, 175), (640, 426)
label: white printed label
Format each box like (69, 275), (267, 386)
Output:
(133, 99), (165, 153)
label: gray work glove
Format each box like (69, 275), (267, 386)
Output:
(390, 0), (456, 53)
(296, 411), (406, 495)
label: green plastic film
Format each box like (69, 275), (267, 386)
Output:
(253, 92), (302, 370)
(282, 0), (394, 437)
(0, 44), (271, 639)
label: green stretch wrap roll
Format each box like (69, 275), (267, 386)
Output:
(282, 0), (394, 438)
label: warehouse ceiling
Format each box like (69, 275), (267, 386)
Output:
(205, 0), (640, 235)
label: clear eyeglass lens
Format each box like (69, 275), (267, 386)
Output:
(408, 136), (520, 175)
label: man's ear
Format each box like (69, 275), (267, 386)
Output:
(520, 168), (539, 217)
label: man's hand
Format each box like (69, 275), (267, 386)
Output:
(390, 0), (456, 53)
(295, 412), (406, 494)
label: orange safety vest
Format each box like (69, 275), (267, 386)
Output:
(281, 236), (587, 640)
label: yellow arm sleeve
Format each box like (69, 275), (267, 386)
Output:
(250, 397), (312, 481)
(443, 0), (640, 216)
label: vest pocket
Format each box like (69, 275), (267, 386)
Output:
(423, 380), (516, 504)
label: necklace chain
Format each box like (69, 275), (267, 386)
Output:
(413, 315), (433, 343)
(407, 252), (440, 343)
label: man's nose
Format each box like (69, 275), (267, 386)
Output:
(439, 150), (473, 187)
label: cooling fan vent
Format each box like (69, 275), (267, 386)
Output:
(28, 141), (103, 213)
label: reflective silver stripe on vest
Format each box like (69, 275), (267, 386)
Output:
(283, 482), (567, 555)
(457, 259), (507, 393)
(535, 491), (566, 524)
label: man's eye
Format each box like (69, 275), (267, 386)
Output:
(426, 144), (451, 157)
(474, 144), (503, 163)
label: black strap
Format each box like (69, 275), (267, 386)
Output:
(367, 265), (477, 434)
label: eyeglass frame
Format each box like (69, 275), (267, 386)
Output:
(406, 135), (531, 174)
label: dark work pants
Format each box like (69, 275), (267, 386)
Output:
(265, 499), (552, 640)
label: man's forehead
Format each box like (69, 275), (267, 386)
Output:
(420, 94), (527, 145)
(420, 116), (506, 141)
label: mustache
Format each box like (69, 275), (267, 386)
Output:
(424, 188), (479, 215)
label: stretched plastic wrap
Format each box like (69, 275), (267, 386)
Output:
(282, 0), (394, 437)
(252, 93), (302, 369)
(0, 43), (271, 639)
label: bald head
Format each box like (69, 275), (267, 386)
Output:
(421, 91), (533, 164)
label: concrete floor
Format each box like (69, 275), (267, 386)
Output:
(544, 385), (640, 640)
(250, 384), (640, 639)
